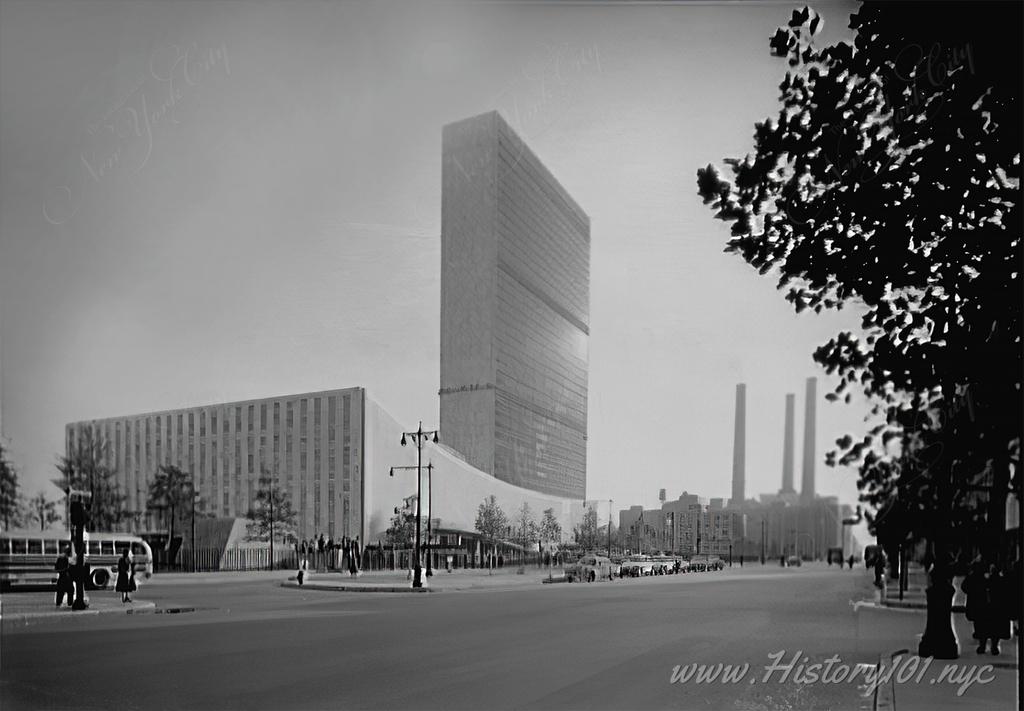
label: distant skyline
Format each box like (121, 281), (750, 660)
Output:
(0, 1), (868, 536)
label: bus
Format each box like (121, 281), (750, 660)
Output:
(0, 529), (153, 590)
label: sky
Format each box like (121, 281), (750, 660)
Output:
(0, 0), (870, 536)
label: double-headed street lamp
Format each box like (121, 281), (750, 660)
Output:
(392, 422), (438, 589)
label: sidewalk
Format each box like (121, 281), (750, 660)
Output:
(281, 566), (566, 593)
(855, 590), (1018, 710)
(1, 594), (156, 625)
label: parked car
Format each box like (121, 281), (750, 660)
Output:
(620, 557), (656, 577)
(565, 555), (614, 583)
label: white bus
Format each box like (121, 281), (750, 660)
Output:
(0, 529), (153, 590)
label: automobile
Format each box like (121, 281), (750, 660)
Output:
(649, 558), (670, 575)
(786, 555), (802, 567)
(688, 556), (724, 572)
(565, 555), (614, 583)
(620, 557), (656, 577)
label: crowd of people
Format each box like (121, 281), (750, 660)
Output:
(294, 533), (362, 585)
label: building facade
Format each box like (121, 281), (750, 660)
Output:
(66, 388), (366, 540)
(440, 111), (590, 499)
(66, 388), (590, 545)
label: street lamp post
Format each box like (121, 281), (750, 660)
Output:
(190, 483), (197, 573)
(396, 422), (438, 589)
(607, 500), (613, 558)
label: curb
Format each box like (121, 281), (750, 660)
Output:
(1, 600), (157, 623)
(281, 582), (432, 593)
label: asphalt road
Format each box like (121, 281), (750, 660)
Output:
(0, 566), (910, 710)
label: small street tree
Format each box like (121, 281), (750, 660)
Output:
(245, 470), (297, 567)
(146, 465), (193, 544)
(539, 507), (562, 548)
(0, 442), (24, 530)
(383, 509), (418, 548)
(474, 495), (508, 574)
(573, 505), (600, 552)
(54, 425), (126, 531)
(512, 502), (538, 552)
(28, 491), (61, 531)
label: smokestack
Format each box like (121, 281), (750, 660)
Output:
(781, 394), (796, 494)
(732, 383), (746, 508)
(801, 377), (817, 502)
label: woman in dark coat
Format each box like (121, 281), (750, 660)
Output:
(961, 561), (1009, 654)
(985, 564), (1014, 655)
(115, 548), (132, 603)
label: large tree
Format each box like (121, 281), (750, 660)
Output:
(697, 2), (1021, 658)
(55, 425), (127, 531)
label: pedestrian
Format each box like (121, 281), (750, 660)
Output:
(115, 547), (133, 603)
(962, 561), (1013, 655)
(54, 546), (74, 608)
(873, 550), (886, 588)
(317, 534), (326, 572)
(327, 537), (335, 569)
(349, 539), (359, 577)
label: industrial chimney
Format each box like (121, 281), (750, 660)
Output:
(732, 383), (746, 508)
(781, 393), (796, 494)
(801, 377), (817, 502)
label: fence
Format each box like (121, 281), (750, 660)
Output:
(157, 546), (301, 572)
(154, 544), (552, 573)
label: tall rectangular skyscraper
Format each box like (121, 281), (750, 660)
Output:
(440, 111), (590, 499)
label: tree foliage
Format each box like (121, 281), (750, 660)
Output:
(696, 2), (1021, 562)
(574, 505), (600, 552)
(28, 491), (61, 531)
(539, 507), (562, 545)
(54, 425), (127, 531)
(0, 442), (24, 530)
(383, 510), (418, 548)
(146, 465), (193, 541)
(245, 472), (297, 543)
(474, 495), (508, 542)
(512, 502), (538, 549)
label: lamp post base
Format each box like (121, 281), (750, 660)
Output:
(918, 579), (960, 660)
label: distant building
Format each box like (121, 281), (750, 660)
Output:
(439, 111), (590, 499)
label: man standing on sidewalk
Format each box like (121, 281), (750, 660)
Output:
(54, 546), (73, 608)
